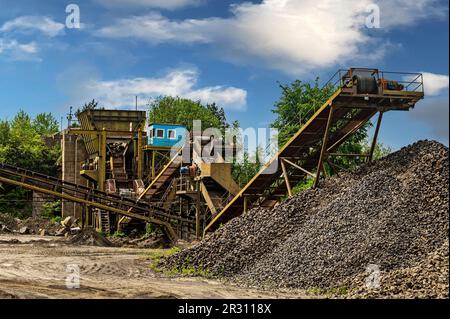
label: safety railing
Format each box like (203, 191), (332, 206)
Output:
(324, 68), (424, 93)
(379, 71), (424, 93)
(256, 68), (424, 174)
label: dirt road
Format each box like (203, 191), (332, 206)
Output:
(0, 234), (309, 299)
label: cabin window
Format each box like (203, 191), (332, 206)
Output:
(168, 129), (176, 139)
(155, 129), (164, 138)
(150, 129), (154, 138)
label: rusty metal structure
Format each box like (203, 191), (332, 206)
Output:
(0, 68), (425, 241)
(204, 68), (424, 233)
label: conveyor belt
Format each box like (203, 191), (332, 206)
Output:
(205, 75), (424, 233)
(0, 162), (177, 240)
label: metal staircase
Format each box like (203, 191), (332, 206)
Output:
(98, 210), (111, 234)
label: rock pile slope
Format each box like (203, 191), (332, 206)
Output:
(162, 140), (449, 298)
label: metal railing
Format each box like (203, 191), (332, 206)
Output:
(379, 71), (424, 93)
(262, 69), (424, 164)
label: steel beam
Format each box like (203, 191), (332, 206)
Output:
(243, 196), (248, 214)
(314, 106), (334, 188)
(369, 111), (384, 162)
(281, 158), (316, 178)
(195, 186), (201, 240)
(329, 153), (370, 157)
(68, 129), (146, 136)
(98, 129), (107, 192)
(326, 116), (371, 152)
(280, 159), (293, 197)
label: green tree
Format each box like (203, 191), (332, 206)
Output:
(33, 113), (59, 135)
(76, 99), (101, 116)
(0, 111), (61, 217)
(362, 141), (392, 161)
(271, 78), (336, 146)
(6, 110), (44, 170)
(232, 147), (263, 187)
(148, 97), (227, 132)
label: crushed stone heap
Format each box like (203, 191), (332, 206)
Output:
(162, 140), (449, 298)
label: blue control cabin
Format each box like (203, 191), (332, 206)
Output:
(147, 123), (187, 148)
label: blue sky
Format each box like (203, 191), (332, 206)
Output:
(0, 0), (448, 149)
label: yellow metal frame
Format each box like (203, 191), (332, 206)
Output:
(204, 89), (342, 233)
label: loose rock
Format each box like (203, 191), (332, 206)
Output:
(162, 140), (449, 298)
(19, 226), (30, 235)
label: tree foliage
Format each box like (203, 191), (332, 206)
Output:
(0, 110), (61, 217)
(232, 147), (263, 188)
(272, 78), (336, 146)
(148, 97), (228, 132)
(75, 99), (102, 116)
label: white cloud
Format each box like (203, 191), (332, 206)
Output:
(97, 0), (447, 75)
(377, 0), (448, 28)
(0, 38), (39, 61)
(409, 97), (449, 144)
(73, 68), (247, 110)
(0, 16), (65, 37)
(422, 72), (449, 96)
(404, 72), (449, 96)
(98, 12), (213, 44)
(95, 0), (203, 10)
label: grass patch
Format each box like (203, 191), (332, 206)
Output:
(147, 247), (181, 272)
(147, 247), (211, 278)
(110, 231), (126, 238)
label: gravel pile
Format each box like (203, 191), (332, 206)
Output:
(67, 227), (115, 247)
(0, 213), (18, 231)
(0, 215), (61, 234)
(18, 217), (62, 234)
(343, 239), (449, 298)
(162, 140), (449, 297)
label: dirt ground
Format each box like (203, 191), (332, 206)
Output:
(0, 234), (310, 299)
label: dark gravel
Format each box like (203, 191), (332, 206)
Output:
(161, 140), (449, 297)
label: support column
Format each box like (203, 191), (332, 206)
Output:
(368, 111), (383, 162)
(243, 196), (248, 214)
(322, 163), (328, 178)
(314, 106), (335, 188)
(137, 129), (143, 179)
(195, 183), (201, 240)
(280, 159), (293, 197)
(98, 129), (107, 192)
(151, 150), (156, 180)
